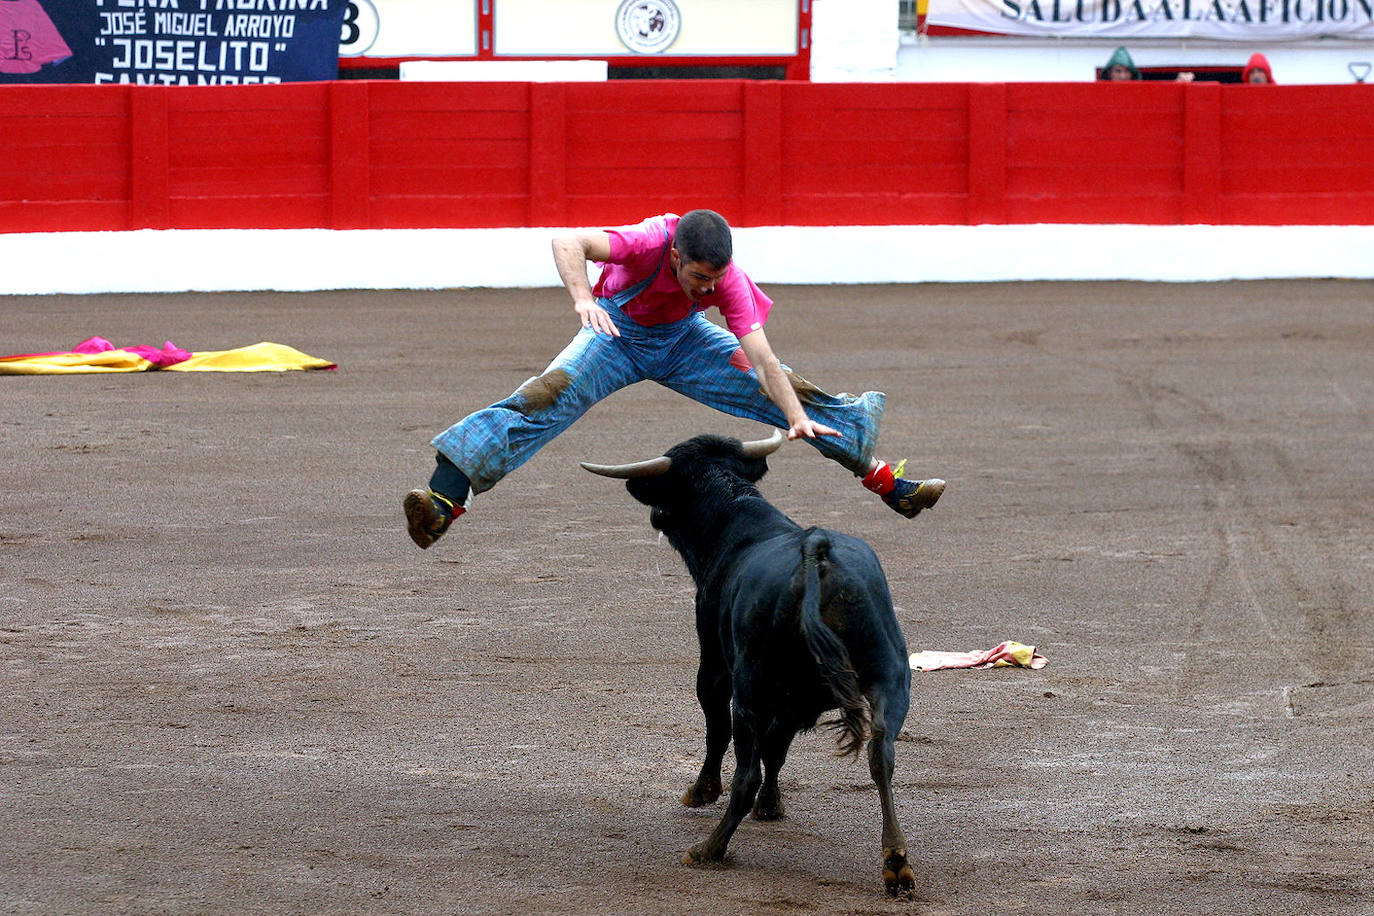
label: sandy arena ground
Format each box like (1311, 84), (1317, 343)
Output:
(2, 281), (1371, 915)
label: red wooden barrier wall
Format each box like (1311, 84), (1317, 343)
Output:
(2, 80), (1372, 233)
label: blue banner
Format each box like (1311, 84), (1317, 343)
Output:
(1, 0), (348, 84)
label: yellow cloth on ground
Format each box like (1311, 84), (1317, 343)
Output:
(0, 341), (335, 374)
(163, 342), (336, 372)
(0, 350), (155, 374)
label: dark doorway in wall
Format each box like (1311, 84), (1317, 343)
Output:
(609, 65), (787, 79)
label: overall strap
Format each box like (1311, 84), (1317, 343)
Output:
(602, 224), (672, 310)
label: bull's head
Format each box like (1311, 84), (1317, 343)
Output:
(580, 428), (787, 585)
(581, 428), (787, 537)
(579, 428), (785, 479)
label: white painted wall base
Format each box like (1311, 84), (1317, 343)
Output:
(3, 225), (1371, 295)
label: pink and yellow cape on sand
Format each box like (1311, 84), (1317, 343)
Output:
(910, 641), (1048, 672)
(0, 337), (336, 374)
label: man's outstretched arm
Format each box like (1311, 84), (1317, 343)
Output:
(551, 230), (619, 337)
(737, 328), (841, 441)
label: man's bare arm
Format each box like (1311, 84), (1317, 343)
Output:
(738, 328), (841, 441)
(551, 230), (619, 337)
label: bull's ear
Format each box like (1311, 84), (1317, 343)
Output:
(739, 455), (770, 483)
(737, 427), (782, 482)
(625, 474), (671, 507)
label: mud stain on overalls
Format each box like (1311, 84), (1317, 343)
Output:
(750, 366), (833, 405)
(785, 370), (827, 404)
(514, 368), (572, 414)
(732, 347), (849, 407)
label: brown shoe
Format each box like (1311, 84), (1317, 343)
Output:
(404, 488), (460, 548)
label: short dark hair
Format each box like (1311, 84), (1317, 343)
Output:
(674, 209), (732, 268)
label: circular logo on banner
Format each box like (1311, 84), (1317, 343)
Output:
(615, 0), (682, 55)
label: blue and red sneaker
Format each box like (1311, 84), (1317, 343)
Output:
(863, 459), (946, 518)
(882, 476), (945, 518)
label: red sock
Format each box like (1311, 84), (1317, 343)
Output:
(862, 461), (896, 496)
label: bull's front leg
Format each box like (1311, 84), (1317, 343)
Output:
(682, 652), (731, 808)
(685, 710), (761, 865)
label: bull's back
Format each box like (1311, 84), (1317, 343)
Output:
(809, 531), (908, 676)
(718, 528), (908, 682)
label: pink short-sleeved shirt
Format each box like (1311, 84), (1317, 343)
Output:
(590, 214), (773, 340)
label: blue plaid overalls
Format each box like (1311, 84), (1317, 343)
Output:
(432, 233), (884, 494)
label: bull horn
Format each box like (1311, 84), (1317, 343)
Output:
(739, 427), (786, 458)
(579, 454), (672, 479)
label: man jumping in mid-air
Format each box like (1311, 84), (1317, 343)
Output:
(404, 209), (945, 548)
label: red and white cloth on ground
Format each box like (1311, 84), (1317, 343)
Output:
(910, 641), (1048, 672)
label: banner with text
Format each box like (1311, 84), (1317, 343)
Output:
(1, 0), (348, 84)
(927, 0), (1374, 38)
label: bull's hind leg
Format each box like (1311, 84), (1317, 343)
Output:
(751, 721), (795, 820)
(868, 688), (916, 899)
(685, 710), (761, 865)
(683, 652), (731, 808)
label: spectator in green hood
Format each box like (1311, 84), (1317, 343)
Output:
(1101, 46), (1141, 81)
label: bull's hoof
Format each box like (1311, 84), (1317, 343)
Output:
(681, 780), (723, 808)
(751, 787), (784, 820)
(683, 843), (725, 866)
(882, 848), (917, 899)
(884, 872), (916, 900)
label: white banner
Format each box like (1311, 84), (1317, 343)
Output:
(495, 0), (798, 57)
(927, 0), (1374, 39)
(339, 0), (799, 59)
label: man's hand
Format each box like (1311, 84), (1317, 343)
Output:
(787, 417), (841, 440)
(575, 298), (620, 337)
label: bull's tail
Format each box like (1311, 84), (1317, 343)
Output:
(799, 528), (869, 758)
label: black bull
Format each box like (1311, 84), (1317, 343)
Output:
(582, 431), (917, 898)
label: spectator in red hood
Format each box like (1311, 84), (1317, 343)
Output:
(1244, 53), (1276, 84)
